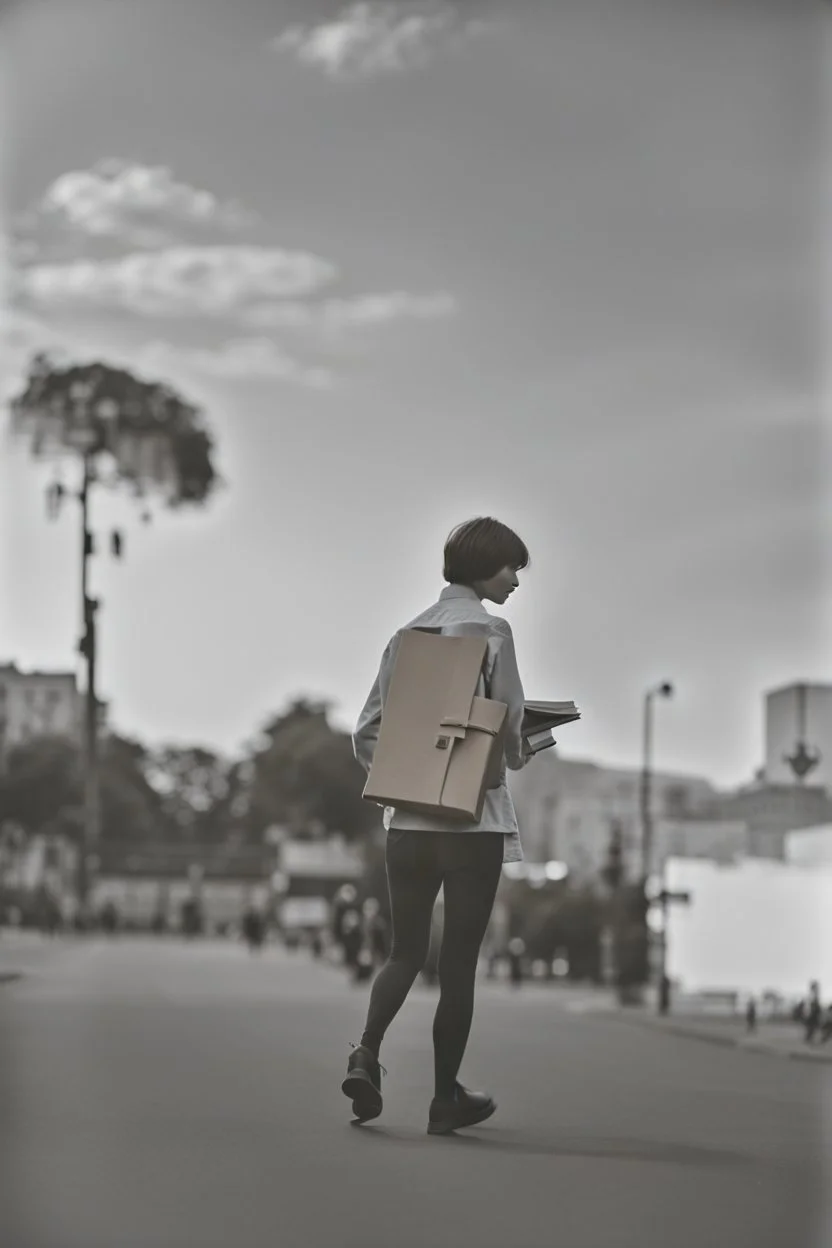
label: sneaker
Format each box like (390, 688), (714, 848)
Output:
(341, 1043), (385, 1123)
(427, 1082), (496, 1135)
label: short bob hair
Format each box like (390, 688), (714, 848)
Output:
(443, 517), (530, 586)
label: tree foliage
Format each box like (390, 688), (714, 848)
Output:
(0, 733), (165, 844)
(0, 698), (380, 849)
(11, 353), (220, 508)
(144, 746), (248, 843)
(243, 699), (378, 843)
(522, 885), (604, 981)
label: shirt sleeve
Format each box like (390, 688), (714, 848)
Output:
(488, 621), (528, 771)
(352, 635), (397, 774)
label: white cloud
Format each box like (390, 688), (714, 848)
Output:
(138, 338), (333, 389)
(274, 2), (481, 79)
(1, 310), (332, 398)
(243, 290), (456, 331)
(19, 246), (337, 317)
(34, 160), (256, 244)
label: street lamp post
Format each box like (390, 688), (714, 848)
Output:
(12, 353), (221, 915)
(49, 383), (121, 914)
(639, 681), (674, 881)
(639, 681), (673, 1006)
(78, 449), (100, 913)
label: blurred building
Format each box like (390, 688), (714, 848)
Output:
(704, 782), (832, 861)
(508, 754), (717, 884)
(785, 823), (832, 867)
(277, 836), (363, 932)
(764, 682), (831, 788)
(650, 818), (749, 876)
(0, 663), (81, 761)
(91, 842), (278, 929)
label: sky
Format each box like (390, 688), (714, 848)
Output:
(1, 0), (828, 789)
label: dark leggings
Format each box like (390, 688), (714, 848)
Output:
(360, 829), (504, 1100)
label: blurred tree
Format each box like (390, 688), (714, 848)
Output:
(100, 735), (168, 843)
(144, 745), (248, 843)
(0, 736), (81, 836)
(611, 881), (650, 990)
(0, 733), (166, 845)
(523, 885), (603, 981)
(243, 699), (378, 843)
(11, 353), (220, 509)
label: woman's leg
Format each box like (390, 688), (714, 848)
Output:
(432, 834), (504, 1100)
(359, 831), (442, 1057)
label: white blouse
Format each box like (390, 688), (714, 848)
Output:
(353, 583), (529, 864)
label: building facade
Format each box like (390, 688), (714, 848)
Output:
(704, 783), (832, 861)
(508, 753), (718, 885)
(650, 818), (749, 876)
(90, 842), (279, 929)
(765, 682), (832, 788)
(0, 663), (81, 760)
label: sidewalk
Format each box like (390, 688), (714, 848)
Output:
(0, 930), (81, 983)
(608, 1007), (832, 1065)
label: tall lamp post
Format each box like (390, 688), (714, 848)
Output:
(45, 382), (122, 912)
(11, 355), (219, 916)
(639, 681), (674, 881)
(639, 680), (674, 1009)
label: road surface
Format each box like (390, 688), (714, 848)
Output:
(1, 936), (829, 1248)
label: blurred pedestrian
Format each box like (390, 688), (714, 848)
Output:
(342, 517), (534, 1133)
(745, 996), (757, 1034)
(331, 885), (360, 960)
(658, 973), (671, 1014)
(341, 910), (363, 974)
(804, 981), (822, 1044)
(181, 897), (203, 939)
(241, 904), (265, 953)
(361, 897), (389, 967)
(507, 937), (526, 987)
(820, 1004), (832, 1045)
(152, 887), (169, 935)
(100, 900), (120, 936)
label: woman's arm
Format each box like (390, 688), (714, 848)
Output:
(352, 635), (398, 774)
(353, 673), (382, 775)
(488, 620), (529, 771)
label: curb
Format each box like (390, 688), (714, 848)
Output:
(605, 1010), (832, 1065)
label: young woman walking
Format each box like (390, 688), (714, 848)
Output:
(343, 516), (532, 1135)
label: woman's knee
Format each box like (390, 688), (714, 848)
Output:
(388, 939), (430, 974)
(437, 946), (480, 985)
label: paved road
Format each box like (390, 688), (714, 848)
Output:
(1, 937), (829, 1248)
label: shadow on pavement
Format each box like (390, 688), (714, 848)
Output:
(349, 1122), (759, 1169)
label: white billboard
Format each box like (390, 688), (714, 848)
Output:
(786, 824), (832, 867)
(280, 897), (330, 928)
(664, 857), (832, 998)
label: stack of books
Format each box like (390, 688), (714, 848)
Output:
(522, 701), (581, 755)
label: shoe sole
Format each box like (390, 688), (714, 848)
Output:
(427, 1099), (497, 1136)
(341, 1072), (383, 1123)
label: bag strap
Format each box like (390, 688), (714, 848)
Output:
(410, 625), (491, 697)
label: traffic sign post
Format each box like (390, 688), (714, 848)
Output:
(653, 887), (692, 1016)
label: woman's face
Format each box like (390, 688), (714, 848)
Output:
(473, 564), (521, 605)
